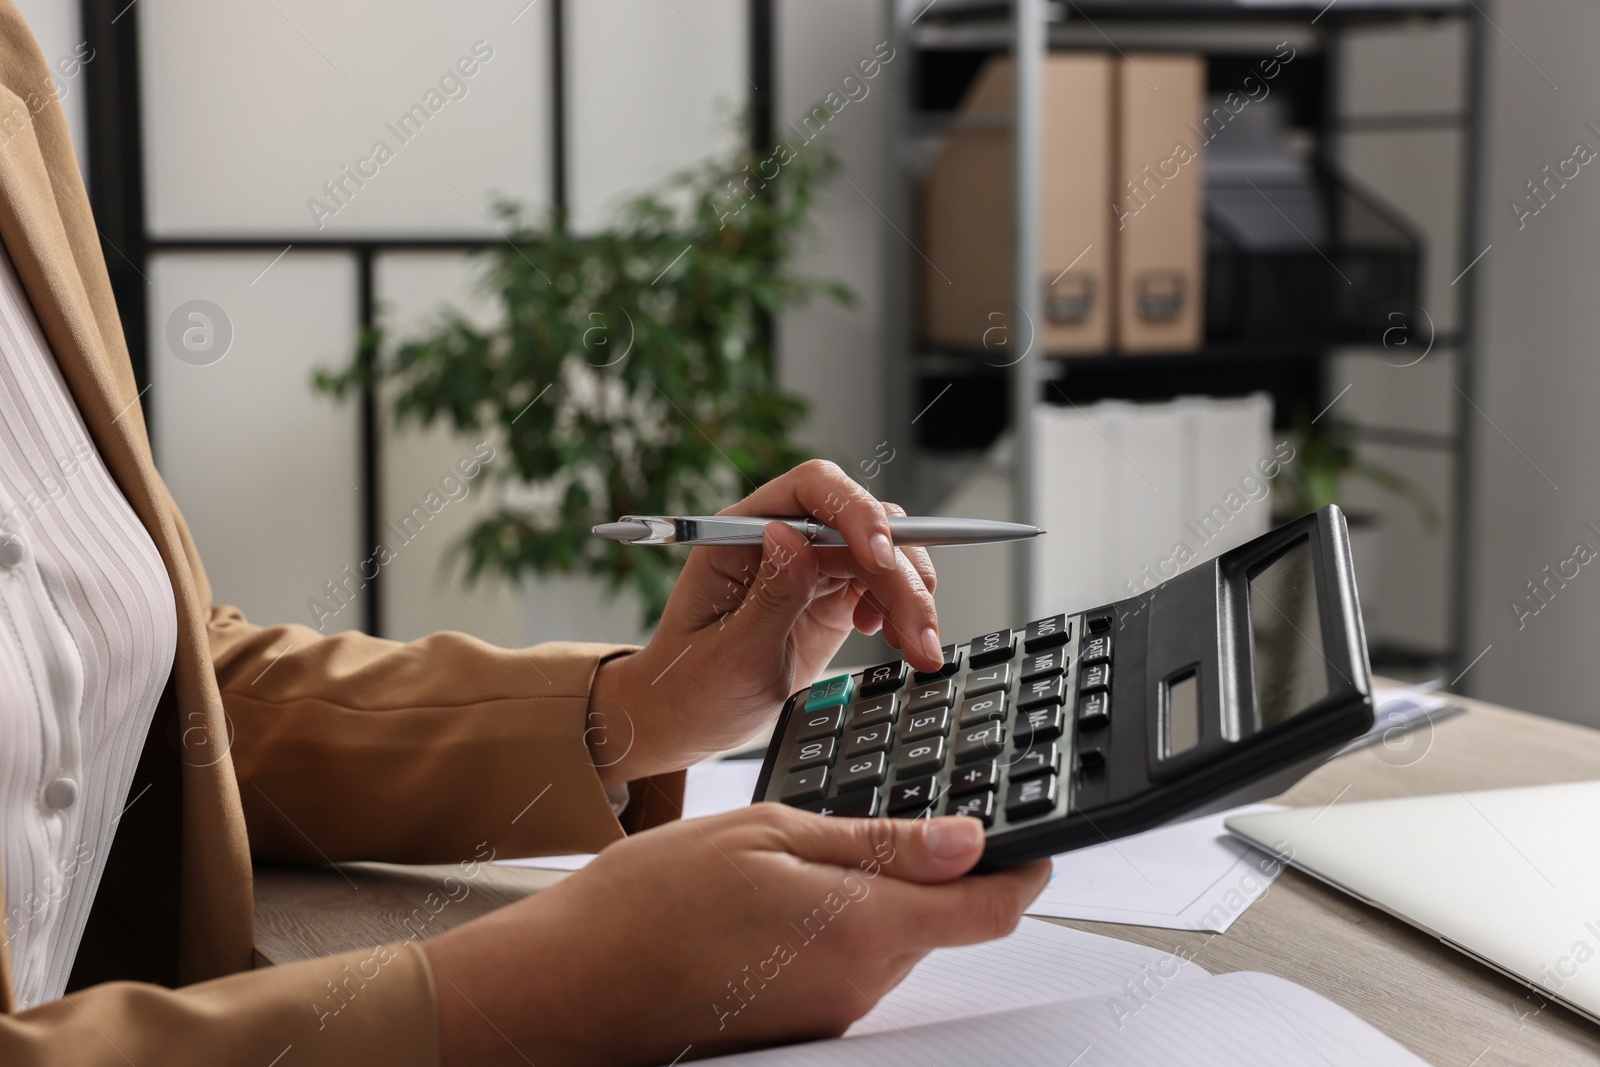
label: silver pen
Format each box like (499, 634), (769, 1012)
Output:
(591, 515), (1045, 547)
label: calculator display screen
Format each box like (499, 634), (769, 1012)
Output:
(1248, 537), (1329, 727)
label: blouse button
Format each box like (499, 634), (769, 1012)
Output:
(0, 532), (22, 570)
(45, 777), (78, 810)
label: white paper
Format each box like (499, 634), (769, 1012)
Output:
(1024, 804), (1287, 932)
(496, 759), (764, 871)
(848, 917), (1207, 1037)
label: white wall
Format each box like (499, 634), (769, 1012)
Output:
(1463, 0), (1600, 726)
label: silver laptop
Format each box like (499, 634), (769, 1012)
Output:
(1226, 780), (1600, 1025)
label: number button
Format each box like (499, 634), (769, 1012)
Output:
(945, 791), (995, 827)
(899, 706), (951, 743)
(780, 767), (829, 805)
(954, 722), (1005, 764)
(794, 707), (846, 742)
(1020, 648), (1066, 682)
(1015, 705), (1065, 745)
(894, 737), (946, 779)
(1007, 743), (1060, 781)
(1077, 690), (1110, 730)
(912, 643), (963, 683)
(835, 752), (889, 792)
(847, 693), (899, 730)
(887, 776), (939, 815)
(1019, 674), (1066, 709)
(1080, 634), (1112, 665)
(860, 659), (909, 696)
(967, 628), (1017, 668)
(1024, 615), (1070, 651)
(958, 691), (1009, 727)
(841, 723), (895, 759)
(1004, 773), (1059, 820)
(964, 663), (1011, 697)
(788, 736), (836, 771)
(948, 759), (999, 796)
(1079, 662), (1111, 692)
(906, 677), (956, 712)
(804, 674), (856, 712)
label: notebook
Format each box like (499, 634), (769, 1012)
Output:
(697, 918), (1428, 1066)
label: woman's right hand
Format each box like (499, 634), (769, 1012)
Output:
(422, 806), (1050, 1066)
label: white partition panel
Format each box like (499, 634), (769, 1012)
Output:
(150, 251), (363, 631)
(374, 251), (651, 648)
(140, 1), (549, 236)
(566, 0), (746, 231)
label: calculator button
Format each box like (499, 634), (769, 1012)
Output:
(898, 706), (951, 743)
(887, 777), (940, 815)
(1007, 743), (1060, 781)
(1079, 663), (1111, 692)
(788, 735), (837, 771)
(847, 693), (899, 729)
(906, 677), (957, 712)
(1080, 635), (1112, 665)
(806, 790), (880, 818)
(1020, 648), (1067, 682)
(840, 722), (896, 759)
(967, 628), (1017, 668)
(835, 752), (889, 792)
(946, 790), (996, 827)
(957, 691), (1009, 727)
(860, 660), (909, 695)
(894, 737), (946, 779)
(948, 759), (999, 796)
(1015, 705), (1066, 745)
(912, 643), (963, 683)
(1077, 745), (1107, 772)
(794, 707), (847, 742)
(964, 663), (1011, 696)
(1087, 614), (1112, 634)
(1019, 674), (1066, 709)
(954, 722), (1006, 764)
(1005, 774), (1059, 820)
(1077, 690), (1110, 730)
(804, 674), (856, 712)
(1024, 615), (1070, 651)
(780, 767), (829, 804)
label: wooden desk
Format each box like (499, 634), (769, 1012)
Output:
(254, 692), (1600, 1066)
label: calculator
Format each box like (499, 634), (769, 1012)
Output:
(750, 505), (1374, 871)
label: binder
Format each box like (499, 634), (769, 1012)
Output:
(1114, 53), (1207, 352)
(922, 54), (1115, 356)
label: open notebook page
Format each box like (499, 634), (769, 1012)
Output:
(848, 917), (1206, 1036)
(703, 971), (1428, 1067)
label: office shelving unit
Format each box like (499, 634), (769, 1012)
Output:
(881, 0), (1485, 678)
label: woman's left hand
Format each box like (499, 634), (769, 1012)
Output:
(586, 460), (942, 788)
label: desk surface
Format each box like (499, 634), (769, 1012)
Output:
(254, 691), (1600, 1066)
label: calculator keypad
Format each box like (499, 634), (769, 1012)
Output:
(764, 611), (1092, 841)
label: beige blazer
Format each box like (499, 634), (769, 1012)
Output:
(0, 5), (682, 1061)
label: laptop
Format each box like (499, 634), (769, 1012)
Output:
(1226, 780), (1600, 1025)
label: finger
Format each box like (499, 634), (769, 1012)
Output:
(880, 860), (1053, 951)
(720, 522), (819, 654)
(721, 459), (896, 578)
(766, 807), (987, 885)
(882, 502), (936, 595)
(852, 594), (885, 636)
(815, 549), (941, 670)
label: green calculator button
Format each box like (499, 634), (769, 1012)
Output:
(804, 674), (856, 712)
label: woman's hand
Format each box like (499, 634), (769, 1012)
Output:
(423, 807), (1051, 1066)
(588, 460), (942, 787)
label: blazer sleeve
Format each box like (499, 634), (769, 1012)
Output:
(207, 606), (686, 864)
(0, 940), (437, 1066)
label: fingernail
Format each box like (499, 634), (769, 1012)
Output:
(920, 627), (943, 665)
(870, 531), (896, 571)
(925, 817), (982, 859)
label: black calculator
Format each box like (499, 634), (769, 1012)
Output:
(750, 505), (1374, 871)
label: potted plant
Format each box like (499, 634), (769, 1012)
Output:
(317, 129), (851, 629)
